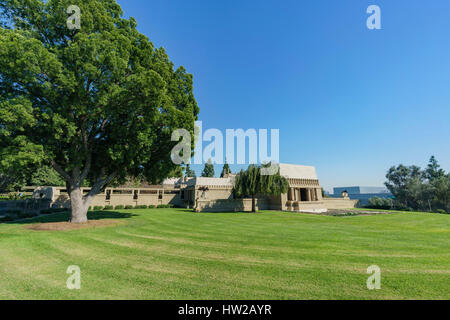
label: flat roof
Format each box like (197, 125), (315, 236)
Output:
(279, 163), (318, 180)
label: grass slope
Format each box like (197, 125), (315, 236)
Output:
(0, 209), (448, 299)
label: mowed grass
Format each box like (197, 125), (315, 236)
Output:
(0, 208), (449, 299)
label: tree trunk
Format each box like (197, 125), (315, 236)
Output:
(251, 194), (256, 213)
(69, 186), (89, 223)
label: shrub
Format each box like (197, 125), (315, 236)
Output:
(135, 205), (148, 209)
(157, 204), (173, 208)
(148, 205), (155, 209)
(436, 209), (448, 214)
(93, 206), (103, 211)
(124, 205), (133, 209)
(40, 208), (67, 214)
(18, 212), (38, 219)
(8, 192), (20, 200)
(5, 209), (21, 215)
(103, 205), (113, 210)
(114, 205), (124, 210)
(0, 215), (14, 222)
(367, 197), (393, 210)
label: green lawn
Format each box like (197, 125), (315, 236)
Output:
(0, 208), (449, 299)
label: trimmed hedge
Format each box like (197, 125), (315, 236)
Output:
(93, 206), (103, 211)
(40, 208), (67, 214)
(124, 205), (133, 209)
(103, 205), (114, 210)
(135, 205), (148, 209)
(5, 209), (21, 215)
(114, 205), (124, 210)
(0, 215), (14, 222)
(18, 212), (38, 219)
(157, 204), (174, 208)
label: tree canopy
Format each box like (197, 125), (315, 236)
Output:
(220, 161), (231, 178)
(0, 0), (199, 222)
(234, 164), (288, 212)
(184, 164), (196, 178)
(385, 156), (449, 213)
(201, 159), (215, 177)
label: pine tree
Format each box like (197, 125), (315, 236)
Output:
(220, 161), (231, 178)
(201, 159), (215, 177)
(185, 164), (196, 177)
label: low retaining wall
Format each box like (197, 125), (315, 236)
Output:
(195, 198), (270, 212)
(322, 198), (358, 209)
(0, 199), (52, 214)
(45, 187), (185, 209)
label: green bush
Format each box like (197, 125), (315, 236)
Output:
(93, 206), (103, 211)
(0, 215), (14, 222)
(135, 205), (148, 209)
(103, 205), (114, 210)
(114, 205), (124, 210)
(18, 212), (38, 219)
(40, 208), (68, 214)
(157, 204), (173, 208)
(124, 205), (133, 209)
(436, 209), (448, 214)
(148, 205), (155, 209)
(5, 209), (21, 215)
(366, 197), (393, 210)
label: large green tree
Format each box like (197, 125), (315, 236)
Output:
(0, 0), (199, 222)
(385, 156), (449, 212)
(234, 164), (288, 212)
(28, 165), (65, 186)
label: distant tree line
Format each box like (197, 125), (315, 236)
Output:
(377, 156), (449, 213)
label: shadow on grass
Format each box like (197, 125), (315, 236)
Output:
(8, 210), (137, 224)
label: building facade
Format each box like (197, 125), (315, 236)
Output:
(33, 163), (357, 213)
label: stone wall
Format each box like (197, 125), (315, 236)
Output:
(0, 199), (52, 214)
(36, 187), (185, 209)
(195, 198), (270, 212)
(322, 198), (358, 209)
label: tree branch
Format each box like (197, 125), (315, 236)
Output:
(84, 172), (117, 201)
(51, 160), (71, 182)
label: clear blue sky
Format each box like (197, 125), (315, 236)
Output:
(117, 0), (450, 192)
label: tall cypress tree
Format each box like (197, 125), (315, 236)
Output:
(201, 159), (215, 177)
(220, 161), (231, 178)
(185, 164), (196, 177)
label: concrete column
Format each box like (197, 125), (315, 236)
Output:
(306, 189), (311, 202)
(316, 188), (323, 201)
